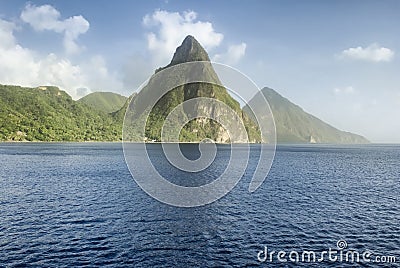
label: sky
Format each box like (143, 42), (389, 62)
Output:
(0, 0), (399, 143)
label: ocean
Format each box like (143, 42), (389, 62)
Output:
(0, 143), (399, 267)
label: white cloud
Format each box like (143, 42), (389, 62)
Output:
(333, 86), (356, 95)
(0, 18), (121, 99)
(142, 10), (224, 66)
(340, 43), (394, 62)
(21, 3), (89, 54)
(0, 19), (17, 49)
(213, 43), (247, 65)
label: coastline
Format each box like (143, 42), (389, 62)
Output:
(0, 141), (392, 145)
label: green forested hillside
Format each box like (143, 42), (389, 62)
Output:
(0, 84), (369, 143)
(78, 92), (127, 113)
(0, 85), (122, 141)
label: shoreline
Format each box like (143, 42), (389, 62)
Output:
(0, 141), (392, 145)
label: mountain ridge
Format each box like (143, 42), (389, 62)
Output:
(0, 83), (369, 143)
(0, 36), (369, 143)
(78, 92), (127, 113)
(244, 87), (369, 144)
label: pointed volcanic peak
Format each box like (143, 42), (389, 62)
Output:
(169, 35), (211, 66)
(125, 35), (261, 143)
(154, 35), (219, 83)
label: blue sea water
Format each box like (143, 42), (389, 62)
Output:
(0, 143), (399, 267)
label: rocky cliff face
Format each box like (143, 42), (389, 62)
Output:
(128, 35), (260, 142)
(169, 35), (211, 66)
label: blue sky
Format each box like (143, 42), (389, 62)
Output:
(0, 0), (399, 142)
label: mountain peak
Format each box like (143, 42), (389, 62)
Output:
(244, 87), (369, 144)
(169, 35), (210, 66)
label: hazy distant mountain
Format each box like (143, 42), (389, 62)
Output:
(0, 85), (121, 141)
(244, 87), (369, 143)
(78, 92), (127, 113)
(125, 35), (260, 142)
